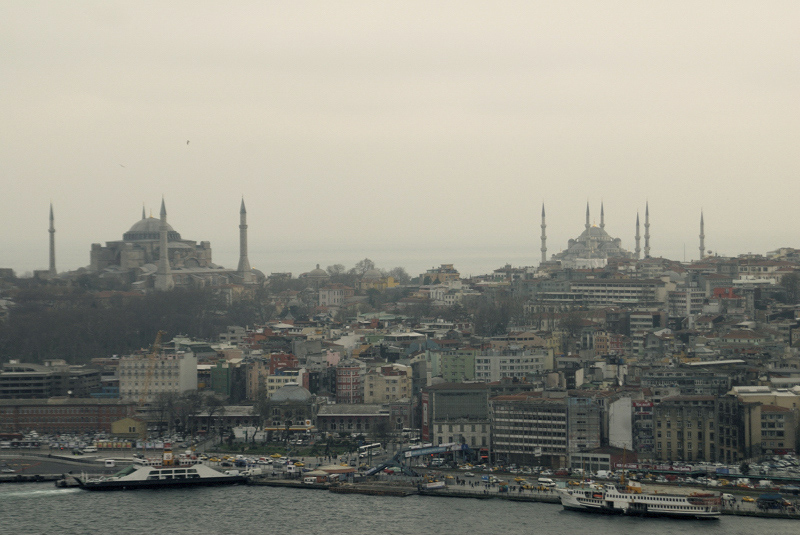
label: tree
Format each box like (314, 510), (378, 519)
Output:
(151, 392), (179, 434)
(388, 267), (411, 285)
(373, 419), (393, 445)
(326, 264), (346, 277)
(740, 462), (750, 476)
(204, 396), (226, 436)
(366, 288), (382, 309)
(351, 258), (376, 276)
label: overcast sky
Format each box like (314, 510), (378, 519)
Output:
(2, 2), (798, 277)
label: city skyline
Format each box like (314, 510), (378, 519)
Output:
(3, 2), (798, 276)
(4, 199), (787, 279)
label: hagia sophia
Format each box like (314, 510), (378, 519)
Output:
(41, 199), (264, 290)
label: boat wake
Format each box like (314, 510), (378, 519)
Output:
(1, 487), (80, 499)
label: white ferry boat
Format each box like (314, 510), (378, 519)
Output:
(76, 447), (245, 491)
(557, 483), (721, 519)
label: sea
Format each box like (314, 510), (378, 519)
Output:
(2, 483), (798, 535)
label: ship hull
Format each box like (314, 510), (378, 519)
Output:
(78, 476), (246, 491)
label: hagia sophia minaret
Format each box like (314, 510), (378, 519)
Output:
(237, 198), (254, 283)
(644, 202), (651, 258)
(48, 203), (56, 276)
(635, 212), (641, 260)
(699, 211), (705, 260)
(540, 204), (547, 264)
(154, 198), (174, 291)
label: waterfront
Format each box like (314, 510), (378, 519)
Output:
(3, 482), (799, 535)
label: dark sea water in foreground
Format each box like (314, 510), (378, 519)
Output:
(2, 483), (799, 535)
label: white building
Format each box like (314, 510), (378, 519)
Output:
(118, 351), (197, 402)
(474, 350), (552, 382)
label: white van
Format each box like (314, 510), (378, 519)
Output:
(82, 447), (98, 453)
(537, 477), (556, 488)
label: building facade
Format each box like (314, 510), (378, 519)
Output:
(0, 398), (134, 433)
(118, 351), (198, 403)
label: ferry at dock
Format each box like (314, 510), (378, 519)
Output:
(557, 483), (721, 519)
(74, 445), (245, 491)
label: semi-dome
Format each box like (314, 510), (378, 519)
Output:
(271, 383), (312, 402)
(123, 217), (181, 241)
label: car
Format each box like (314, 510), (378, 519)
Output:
(742, 496), (755, 502)
(464, 472), (475, 477)
(1, 468), (15, 473)
(294, 462), (304, 467)
(270, 453), (282, 458)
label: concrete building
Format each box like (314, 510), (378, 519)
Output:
(653, 395), (744, 464)
(474, 350), (552, 382)
(420, 264), (460, 284)
(363, 365), (411, 404)
(421, 382), (490, 449)
(264, 368), (306, 399)
(490, 393), (568, 467)
(0, 360), (101, 399)
(319, 283), (354, 307)
(315, 404), (390, 438)
(438, 349), (477, 382)
(335, 359), (365, 404)
(0, 398), (134, 433)
(118, 351), (197, 403)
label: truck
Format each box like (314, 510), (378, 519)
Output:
(242, 468), (264, 477)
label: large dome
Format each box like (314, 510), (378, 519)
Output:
(123, 217), (181, 241)
(271, 383), (312, 402)
(362, 268), (384, 280)
(577, 225), (613, 242)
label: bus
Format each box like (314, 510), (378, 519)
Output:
(358, 443), (381, 457)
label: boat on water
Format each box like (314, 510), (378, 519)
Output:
(557, 483), (721, 519)
(75, 446), (245, 491)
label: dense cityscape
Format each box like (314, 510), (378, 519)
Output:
(3, 197), (800, 482)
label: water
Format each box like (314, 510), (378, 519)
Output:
(2, 483), (799, 535)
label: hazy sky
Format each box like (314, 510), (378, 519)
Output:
(2, 2), (798, 277)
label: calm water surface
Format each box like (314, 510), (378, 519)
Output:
(2, 483), (798, 535)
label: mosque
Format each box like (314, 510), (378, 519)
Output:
(84, 199), (264, 290)
(541, 202), (651, 269)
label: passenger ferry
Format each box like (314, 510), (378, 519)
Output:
(557, 484), (721, 519)
(75, 446), (245, 491)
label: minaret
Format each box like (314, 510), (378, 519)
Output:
(699, 211), (705, 260)
(585, 202), (590, 230)
(237, 198), (253, 283)
(142, 205), (146, 220)
(644, 202), (651, 258)
(600, 202), (605, 230)
(540, 204), (547, 264)
(48, 203), (56, 276)
(635, 212), (641, 260)
(154, 198), (174, 291)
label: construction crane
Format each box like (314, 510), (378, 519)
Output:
(138, 330), (167, 408)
